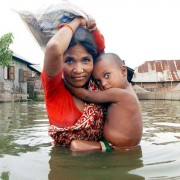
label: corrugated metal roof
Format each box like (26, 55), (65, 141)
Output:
(29, 65), (42, 74)
(133, 60), (180, 82)
(13, 52), (32, 65)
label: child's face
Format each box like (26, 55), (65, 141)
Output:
(92, 58), (127, 90)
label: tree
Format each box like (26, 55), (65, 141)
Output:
(0, 33), (14, 67)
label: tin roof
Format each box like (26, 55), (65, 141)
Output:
(133, 60), (180, 82)
(13, 52), (42, 74)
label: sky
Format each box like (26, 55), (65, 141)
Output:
(1, 0), (180, 69)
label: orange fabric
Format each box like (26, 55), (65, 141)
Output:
(92, 29), (105, 54)
(41, 70), (82, 127)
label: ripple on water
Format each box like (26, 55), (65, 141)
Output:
(0, 101), (180, 179)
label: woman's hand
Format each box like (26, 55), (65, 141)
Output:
(87, 16), (97, 32)
(77, 16), (97, 31)
(76, 17), (87, 28)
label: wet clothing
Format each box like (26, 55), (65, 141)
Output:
(41, 71), (82, 127)
(41, 71), (104, 146)
(48, 102), (104, 146)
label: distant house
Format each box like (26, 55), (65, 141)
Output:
(132, 60), (180, 91)
(132, 60), (180, 100)
(0, 53), (43, 102)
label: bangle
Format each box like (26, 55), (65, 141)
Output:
(100, 141), (106, 152)
(57, 23), (66, 30)
(65, 24), (74, 34)
(100, 140), (112, 152)
(57, 23), (74, 34)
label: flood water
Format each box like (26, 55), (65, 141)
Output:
(0, 100), (180, 180)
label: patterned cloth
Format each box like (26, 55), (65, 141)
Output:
(48, 79), (105, 147)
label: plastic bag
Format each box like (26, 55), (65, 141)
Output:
(15, 0), (90, 50)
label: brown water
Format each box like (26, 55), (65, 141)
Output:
(0, 100), (180, 180)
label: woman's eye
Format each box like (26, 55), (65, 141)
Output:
(65, 57), (74, 64)
(83, 57), (91, 63)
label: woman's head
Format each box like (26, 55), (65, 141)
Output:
(67, 26), (98, 59)
(63, 27), (97, 88)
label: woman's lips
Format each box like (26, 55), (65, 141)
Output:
(72, 76), (85, 81)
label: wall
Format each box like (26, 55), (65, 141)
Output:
(0, 62), (27, 93)
(136, 90), (180, 101)
(133, 82), (179, 92)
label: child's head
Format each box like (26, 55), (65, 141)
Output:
(93, 53), (128, 90)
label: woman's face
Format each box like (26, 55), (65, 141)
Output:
(63, 44), (94, 87)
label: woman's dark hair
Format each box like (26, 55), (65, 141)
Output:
(67, 26), (98, 59)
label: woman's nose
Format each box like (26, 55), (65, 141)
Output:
(73, 64), (84, 73)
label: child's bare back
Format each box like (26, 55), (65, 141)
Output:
(103, 83), (142, 147)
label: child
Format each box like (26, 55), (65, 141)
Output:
(66, 53), (143, 152)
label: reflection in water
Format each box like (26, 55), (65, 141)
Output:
(0, 100), (180, 179)
(141, 100), (180, 145)
(48, 146), (144, 180)
(0, 102), (50, 157)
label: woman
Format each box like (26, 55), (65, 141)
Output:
(41, 17), (105, 147)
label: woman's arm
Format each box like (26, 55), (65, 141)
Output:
(70, 140), (102, 152)
(43, 18), (86, 77)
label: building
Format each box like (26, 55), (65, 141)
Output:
(0, 53), (43, 102)
(132, 60), (180, 100)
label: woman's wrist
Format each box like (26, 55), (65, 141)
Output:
(57, 23), (74, 34)
(67, 17), (86, 33)
(76, 17), (87, 27)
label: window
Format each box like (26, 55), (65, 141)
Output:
(4, 66), (15, 80)
(19, 69), (28, 82)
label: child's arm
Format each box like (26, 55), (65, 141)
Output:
(66, 83), (125, 103)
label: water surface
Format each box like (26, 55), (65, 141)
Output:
(0, 100), (180, 180)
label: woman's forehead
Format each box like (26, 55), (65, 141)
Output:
(65, 44), (89, 56)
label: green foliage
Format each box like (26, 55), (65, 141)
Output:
(0, 33), (14, 67)
(0, 171), (10, 180)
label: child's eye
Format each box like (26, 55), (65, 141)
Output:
(65, 57), (74, 64)
(104, 73), (110, 79)
(95, 80), (101, 85)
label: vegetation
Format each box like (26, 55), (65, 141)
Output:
(0, 33), (14, 67)
(0, 171), (10, 180)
